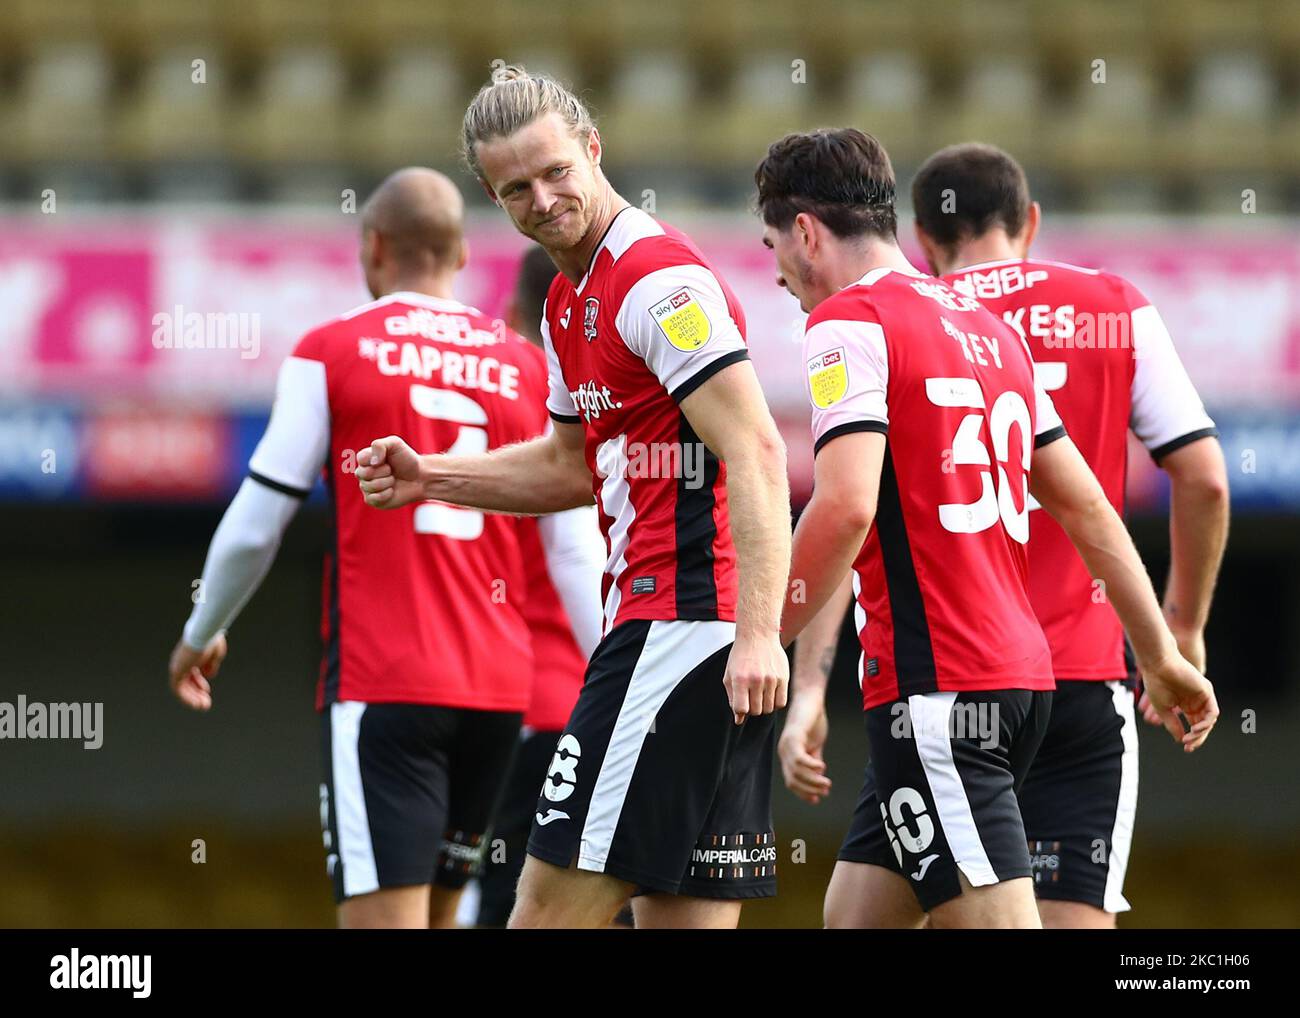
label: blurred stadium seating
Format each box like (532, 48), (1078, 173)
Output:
(0, 0), (1295, 206)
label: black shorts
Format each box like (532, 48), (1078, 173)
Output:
(526, 619), (777, 900)
(476, 728), (634, 927)
(1017, 679), (1139, 912)
(319, 701), (521, 904)
(837, 688), (1052, 912)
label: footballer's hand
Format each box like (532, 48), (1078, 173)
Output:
(356, 436), (426, 509)
(723, 630), (789, 725)
(168, 632), (227, 712)
(1139, 652), (1219, 752)
(778, 695), (831, 804)
(1138, 626), (1208, 727)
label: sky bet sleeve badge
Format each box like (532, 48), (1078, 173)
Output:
(650, 287), (712, 351)
(807, 346), (848, 408)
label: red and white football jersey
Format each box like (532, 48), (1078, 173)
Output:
(803, 267), (1064, 710)
(542, 208), (749, 634)
(251, 292), (550, 712)
(943, 259), (1216, 680)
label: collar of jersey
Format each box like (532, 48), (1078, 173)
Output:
(386, 291), (472, 312)
(849, 264), (928, 289)
(947, 257), (1024, 273)
(575, 205), (639, 296)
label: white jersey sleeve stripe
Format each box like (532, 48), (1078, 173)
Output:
(613, 263), (748, 399)
(1129, 304), (1217, 459)
(803, 318), (889, 454)
(248, 355), (330, 494)
(541, 306), (581, 421)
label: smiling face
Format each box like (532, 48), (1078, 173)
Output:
(474, 112), (603, 253)
(761, 220), (817, 313)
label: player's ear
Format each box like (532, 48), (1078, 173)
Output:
(1019, 201), (1041, 255)
(457, 237), (470, 272)
(587, 127), (602, 167)
(365, 228), (383, 268)
(914, 223), (943, 275)
(794, 212), (817, 256)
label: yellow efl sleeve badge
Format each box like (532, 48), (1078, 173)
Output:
(650, 287), (712, 351)
(807, 347), (849, 408)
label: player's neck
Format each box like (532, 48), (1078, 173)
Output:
(552, 185), (631, 285)
(945, 234), (1022, 274)
(383, 274), (457, 302)
(817, 239), (916, 303)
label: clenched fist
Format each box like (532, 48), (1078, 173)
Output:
(356, 436), (426, 509)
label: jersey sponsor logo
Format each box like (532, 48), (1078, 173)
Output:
(583, 297), (600, 342)
(690, 845), (778, 865)
(542, 734), (582, 803)
(559, 306), (572, 329)
(535, 808), (570, 826)
(910, 279), (983, 312)
(569, 379), (623, 421)
(687, 832), (777, 880)
(630, 576), (657, 594)
(950, 265), (1049, 300)
(382, 308), (501, 346)
(1029, 840), (1062, 883)
(807, 346), (849, 408)
(649, 287), (711, 351)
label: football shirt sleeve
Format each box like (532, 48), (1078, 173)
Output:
(613, 263), (749, 402)
(537, 504), (606, 658)
(541, 305), (581, 423)
(181, 479), (303, 649)
(247, 354), (330, 496)
(802, 317), (889, 455)
(1128, 302), (1218, 461)
(1033, 377), (1067, 448)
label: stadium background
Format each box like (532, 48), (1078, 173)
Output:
(1, 0), (1297, 927)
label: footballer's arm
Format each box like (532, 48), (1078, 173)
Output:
(782, 431), (884, 643)
(679, 359), (793, 722)
(169, 354), (330, 710)
(779, 572), (852, 804)
(1159, 437), (1229, 673)
(357, 419), (593, 515)
(1029, 435), (1219, 751)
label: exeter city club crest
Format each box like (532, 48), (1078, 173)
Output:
(583, 297), (600, 342)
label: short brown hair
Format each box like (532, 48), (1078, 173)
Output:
(754, 128), (897, 240)
(912, 143), (1030, 248)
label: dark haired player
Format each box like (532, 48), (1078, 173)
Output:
(759, 128), (1218, 928)
(910, 142), (1229, 927)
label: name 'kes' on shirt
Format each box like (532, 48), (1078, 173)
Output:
(802, 266), (1065, 710)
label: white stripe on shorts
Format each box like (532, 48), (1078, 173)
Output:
(577, 619), (737, 873)
(909, 692), (999, 887)
(330, 701), (379, 898)
(1103, 680), (1139, 913)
